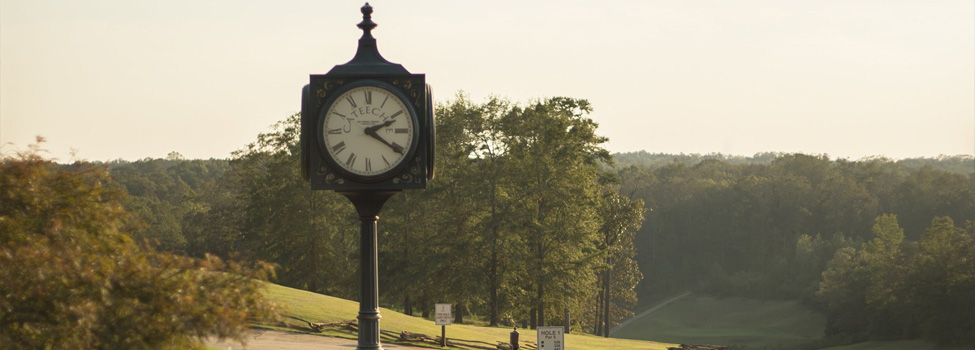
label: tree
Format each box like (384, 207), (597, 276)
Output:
(466, 95), (519, 326)
(223, 114), (358, 297)
(818, 214), (975, 345)
(440, 94), (525, 326)
(501, 97), (610, 328)
(860, 214), (912, 339)
(817, 246), (869, 340)
(0, 140), (278, 350)
(912, 217), (975, 344)
(892, 167), (975, 240)
(592, 186), (644, 336)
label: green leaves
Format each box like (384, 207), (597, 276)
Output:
(0, 145), (278, 350)
(373, 95), (631, 331)
(817, 215), (975, 345)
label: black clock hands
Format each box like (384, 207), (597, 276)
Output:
(364, 120), (404, 154)
(364, 119), (395, 133)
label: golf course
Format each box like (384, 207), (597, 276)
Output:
(255, 282), (679, 350)
(612, 293), (974, 350)
(225, 285), (974, 350)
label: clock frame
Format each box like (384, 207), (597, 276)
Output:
(302, 74), (432, 191)
(317, 80), (420, 182)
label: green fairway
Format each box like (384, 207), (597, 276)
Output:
(817, 340), (974, 350)
(264, 282), (678, 350)
(613, 295), (826, 348)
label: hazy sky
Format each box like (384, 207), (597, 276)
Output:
(2, 0), (973, 162)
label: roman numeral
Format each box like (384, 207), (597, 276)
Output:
(328, 128), (342, 134)
(346, 96), (357, 108)
(332, 111), (347, 118)
(365, 158), (372, 172)
(394, 128), (408, 134)
(382, 155), (391, 166)
(345, 153), (357, 167)
(389, 110), (403, 119)
(331, 141), (346, 154)
(364, 91), (372, 104)
(380, 96), (389, 108)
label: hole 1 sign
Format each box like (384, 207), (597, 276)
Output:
(537, 326), (564, 350)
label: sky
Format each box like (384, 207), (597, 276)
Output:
(2, 0), (973, 162)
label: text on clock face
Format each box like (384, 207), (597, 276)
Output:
(335, 94), (406, 127)
(347, 106), (401, 121)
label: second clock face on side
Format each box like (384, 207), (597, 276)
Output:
(320, 83), (417, 180)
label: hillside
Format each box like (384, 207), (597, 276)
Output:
(612, 294), (975, 350)
(613, 295), (825, 349)
(817, 340), (975, 350)
(262, 282), (679, 350)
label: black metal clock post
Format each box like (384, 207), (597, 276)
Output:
(299, 3), (434, 350)
(342, 190), (397, 349)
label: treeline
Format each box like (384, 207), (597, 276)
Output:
(107, 154), (228, 253)
(614, 150), (975, 175)
(102, 98), (974, 344)
(617, 154), (974, 345)
(108, 95), (644, 335)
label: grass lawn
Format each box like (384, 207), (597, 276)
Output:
(613, 295), (826, 349)
(263, 282), (678, 350)
(817, 340), (974, 350)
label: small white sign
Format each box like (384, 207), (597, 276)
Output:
(537, 326), (564, 350)
(435, 303), (452, 325)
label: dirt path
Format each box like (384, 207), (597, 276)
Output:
(610, 291), (692, 336)
(206, 329), (429, 350)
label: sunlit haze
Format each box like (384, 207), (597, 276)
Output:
(2, 0), (973, 161)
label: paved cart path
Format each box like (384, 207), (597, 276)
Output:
(207, 329), (429, 350)
(610, 291), (692, 336)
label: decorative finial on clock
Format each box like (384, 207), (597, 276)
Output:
(326, 2), (408, 75)
(358, 3), (377, 36)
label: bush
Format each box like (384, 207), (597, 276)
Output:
(0, 142), (278, 350)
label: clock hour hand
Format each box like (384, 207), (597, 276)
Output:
(363, 121), (404, 154)
(363, 119), (395, 134)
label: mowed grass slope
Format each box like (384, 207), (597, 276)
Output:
(816, 340), (974, 350)
(264, 282), (678, 350)
(613, 295), (826, 348)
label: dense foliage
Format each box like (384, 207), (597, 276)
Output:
(0, 142), (277, 350)
(88, 97), (972, 345)
(107, 96), (642, 335)
(818, 216), (974, 345)
(617, 153), (974, 345)
(108, 153), (229, 253)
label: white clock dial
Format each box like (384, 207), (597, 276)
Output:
(321, 85), (416, 178)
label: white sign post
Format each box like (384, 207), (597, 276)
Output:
(435, 303), (451, 347)
(537, 326), (564, 350)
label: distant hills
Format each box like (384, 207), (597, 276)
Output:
(611, 151), (974, 175)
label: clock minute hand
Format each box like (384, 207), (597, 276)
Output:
(364, 123), (404, 155)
